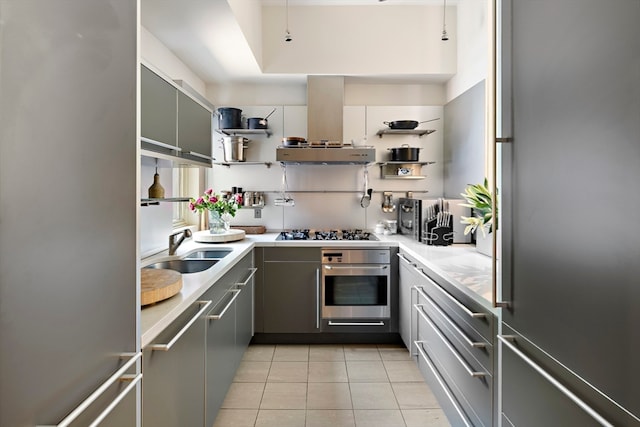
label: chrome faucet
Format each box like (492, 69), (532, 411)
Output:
(168, 229), (193, 255)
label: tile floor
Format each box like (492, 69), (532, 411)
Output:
(213, 344), (451, 427)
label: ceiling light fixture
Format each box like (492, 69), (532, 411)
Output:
(441, 0), (449, 41)
(285, 0), (292, 42)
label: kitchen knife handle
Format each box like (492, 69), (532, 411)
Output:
(498, 335), (614, 427)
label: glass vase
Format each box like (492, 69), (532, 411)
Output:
(208, 210), (228, 234)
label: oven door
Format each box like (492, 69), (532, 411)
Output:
(321, 264), (390, 319)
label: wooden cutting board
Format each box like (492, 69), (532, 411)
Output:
(141, 269), (183, 306)
(231, 225), (266, 234)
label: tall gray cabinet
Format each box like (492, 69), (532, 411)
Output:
(0, 1), (139, 425)
(499, 1), (640, 426)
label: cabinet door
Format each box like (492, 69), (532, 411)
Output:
(398, 252), (417, 351)
(205, 291), (238, 427)
(143, 301), (207, 427)
(178, 91), (212, 160)
(263, 261), (321, 333)
(141, 65), (178, 147)
(235, 269), (255, 358)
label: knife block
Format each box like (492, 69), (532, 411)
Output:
(422, 218), (453, 246)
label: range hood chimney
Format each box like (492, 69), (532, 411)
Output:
(307, 76), (344, 142)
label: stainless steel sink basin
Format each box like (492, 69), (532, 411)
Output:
(184, 249), (232, 260)
(144, 259), (219, 274)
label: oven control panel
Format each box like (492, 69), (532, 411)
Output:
(321, 248), (390, 264)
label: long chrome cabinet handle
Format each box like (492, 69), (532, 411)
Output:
(236, 267), (258, 286)
(37, 352), (141, 427)
(414, 341), (473, 427)
(324, 265), (388, 270)
(414, 304), (487, 378)
(150, 300), (212, 351)
(413, 266), (487, 318)
(140, 136), (182, 151)
(413, 286), (486, 348)
(207, 290), (241, 320)
(327, 321), (385, 326)
(316, 268), (320, 329)
(397, 252), (416, 267)
(182, 150), (215, 161)
(497, 335), (614, 427)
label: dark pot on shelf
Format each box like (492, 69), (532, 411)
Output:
(218, 107), (242, 129)
(247, 108), (276, 130)
(388, 144), (420, 161)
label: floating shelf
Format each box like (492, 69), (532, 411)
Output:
(213, 161), (273, 168)
(378, 161), (435, 180)
(376, 129), (436, 138)
(216, 129), (272, 137)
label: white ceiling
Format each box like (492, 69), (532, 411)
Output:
(141, 0), (456, 85)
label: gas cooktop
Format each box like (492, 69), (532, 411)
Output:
(276, 229), (378, 241)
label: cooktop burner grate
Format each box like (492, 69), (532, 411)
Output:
(277, 229), (377, 241)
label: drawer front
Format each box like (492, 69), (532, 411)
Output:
(415, 303), (493, 426)
(414, 264), (494, 342)
(414, 286), (493, 374)
(264, 247), (320, 262)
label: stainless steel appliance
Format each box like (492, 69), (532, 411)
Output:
(321, 248), (391, 319)
(276, 229), (378, 241)
(398, 198), (421, 240)
(276, 145), (375, 164)
(499, 2), (639, 425)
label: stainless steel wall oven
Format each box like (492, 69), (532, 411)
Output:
(321, 248), (391, 319)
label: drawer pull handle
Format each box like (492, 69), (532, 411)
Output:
(327, 321), (385, 326)
(140, 136), (182, 151)
(414, 341), (473, 427)
(397, 252), (417, 267)
(150, 300), (212, 351)
(236, 267), (258, 286)
(414, 304), (487, 378)
(413, 267), (487, 318)
(324, 265), (388, 270)
(497, 335), (614, 427)
(207, 290), (242, 320)
(414, 286), (486, 349)
(37, 352), (141, 427)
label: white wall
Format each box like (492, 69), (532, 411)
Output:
(445, 0), (489, 102)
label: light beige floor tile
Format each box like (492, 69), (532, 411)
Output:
(343, 345), (381, 361)
(274, 344), (310, 361)
(221, 382), (265, 409)
(306, 409), (356, 427)
(307, 382), (353, 409)
(346, 360), (389, 382)
(308, 361), (348, 382)
(242, 344), (275, 361)
(212, 409), (258, 427)
(234, 360), (271, 382)
(267, 361), (309, 382)
(392, 382), (441, 409)
(260, 382), (308, 409)
(255, 409), (306, 427)
(354, 409), (406, 427)
(383, 360), (424, 382)
(349, 383), (399, 410)
(309, 345), (345, 361)
(402, 409), (452, 427)
(379, 347), (412, 361)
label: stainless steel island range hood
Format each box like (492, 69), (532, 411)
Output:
(276, 76), (375, 164)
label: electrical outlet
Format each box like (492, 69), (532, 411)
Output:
(254, 208), (262, 219)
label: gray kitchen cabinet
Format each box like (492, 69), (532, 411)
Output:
(142, 300), (210, 427)
(261, 248), (321, 334)
(204, 252), (255, 427)
(398, 251), (418, 352)
(412, 264), (496, 426)
(141, 64), (178, 149)
(178, 91), (213, 163)
(0, 1), (140, 425)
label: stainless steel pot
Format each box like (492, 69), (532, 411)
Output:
(222, 136), (249, 162)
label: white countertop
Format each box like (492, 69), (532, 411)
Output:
(140, 232), (493, 347)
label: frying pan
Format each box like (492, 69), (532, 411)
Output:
(383, 117), (440, 130)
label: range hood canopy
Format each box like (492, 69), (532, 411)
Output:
(276, 146), (375, 165)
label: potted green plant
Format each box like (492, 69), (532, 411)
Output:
(460, 178), (497, 256)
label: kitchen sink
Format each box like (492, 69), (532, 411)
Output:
(144, 259), (219, 274)
(184, 249), (232, 260)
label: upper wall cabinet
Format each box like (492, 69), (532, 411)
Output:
(140, 64), (213, 167)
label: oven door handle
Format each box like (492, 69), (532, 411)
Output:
(323, 265), (388, 270)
